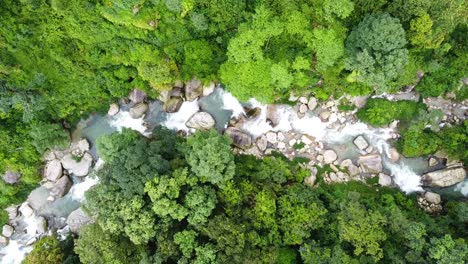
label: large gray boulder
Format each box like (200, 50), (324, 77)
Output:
(358, 154), (383, 174)
(225, 127), (252, 149)
(378, 173), (392, 186)
(186, 112), (215, 130)
(67, 208), (94, 234)
(2, 225), (14, 238)
(353, 136), (369, 150)
(164, 97), (183, 113)
(2, 171), (21, 184)
(185, 78), (203, 101)
(107, 103), (120, 116)
(19, 204), (33, 217)
(50, 176), (72, 198)
(129, 102), (148, 119)
(129, 88), (147, 104)
(422, 167), (466, 187)
(36, 216), (47, 235)
(44, 159), (62, 181)
(70, 139), (90, 158)
(323, 150), (337, 164)
(61, 153), (93, 177)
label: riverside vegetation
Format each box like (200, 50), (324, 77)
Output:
(0, 0), (467, 263)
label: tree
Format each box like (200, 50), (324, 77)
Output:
(182, 130), (235, 187)
(428, 235), (468, 264)
(185, 185), (217, 226)
(345, 13), (408, 92)
(29, 122), (70, 153)
(23, 236), (63, 264)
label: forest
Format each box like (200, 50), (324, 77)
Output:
(0, 0), (467, 263)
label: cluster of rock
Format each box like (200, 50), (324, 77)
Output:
(423, 97), (468, 125)
(422, 163), (466, 188)
(417, 192), (443, 214)
(2, 171), (21, 185)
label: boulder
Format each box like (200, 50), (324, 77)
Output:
(171, 86), (183, 97)
(2, 225), (14, 238)
(67, 208), (93, 234)
(299, 104), (308, 114)
(266, 132), (278, 144)
(0, 235), (8, 246)
(129, 102), (148, 119)
(307, 97), (317, 111)
(424, 192), (441, 204)
(44, 159), (62, 182)
(277, 132), (285, 142)
(36, 216), (47, 235)
(27, 187), (50, 211)
(266, 105), (282, 127)
(256, 135), (268, 152)
(19, 204), (34, 217)
(378, 173), (392, 186)
(185, 78), (203, 101)
(61, 153), (93, 177)
(202, 82), (216, 97)
(107, 103), (120, 116)
(348, 164), (360, 177)
(320, 111), (331, 121)
(428, 157), (438, 167)
(50, 176), (72, 198)
(2, 171), (21, 184)
(358, 154), (382, 174)
(323, 150), (337, 164)
(277, 142), (286, 149)
(5, 206), (17, 220)
(70, 139), (90, 158)
(421, 167), (466, 187)
(388, 147), (400, 162)
(42, 150), (56, 161)
(158, 90), (171, 103)
(128, 88), (147, 104)
(225, 127), (252, 149)
(301, 135), (313, 145)
(164, 97), (183, 113)
(353, 135), (369, 150)
(186, 112), (215, 130)
(304, 167), (318, 187)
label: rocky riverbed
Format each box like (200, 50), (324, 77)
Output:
(1, 79), (466, 263)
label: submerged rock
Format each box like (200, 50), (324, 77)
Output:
(164, 97), (183, 113)
(2, 171), (21, 184)
(108, 103), (120, 116)
(225, 127), (252, 149)
(44, 159), (62, 182)
(185, 78), (203, 101)
(186, 112), (215, 130)
(421, 167), (466, 187)
(61, 153), (93, 177)
(129, 102), (148, 119)
(67, 208), (93, 234)
(358, 154), (382, 174)
(50, 176), (72, 198)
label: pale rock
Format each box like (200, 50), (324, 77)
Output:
(316, 155), (324, 163)
(157, 90), (171, 103)
(67, 208), (94, 234)
(329, 113), (338, 123)
(304, 167), (317, 187)
(336, 171), (349, 180)
(388, 147), (400, 162)
(186, 112), (215, 130)
(36, 216), (47, 234)
(50, 176), (72, 198)
(42, 181), (55, 189)
(320, 111), (331, 121)
(277, 142), (286, 149)
(47, 196), (55, 202)
(202, 83), (216, 97)
(277, 132), (285, 141)
(5, 206), (17, 220)
(256, 136), (268, 152)
(185, 78), (203, 101)
(70, 139), (90, 157)
(107, 103), (120, 116)
(0, 235), (8, 246)
(44, 159), (62, 182)
(129, 102), (148, 119)
(340, 159), (353, 167)
(358, 154), (383, 174)
(323, 150), (337, 164)
(365, 146), (374, 154)
(378, 173), (392, 186)
(329, 172), (339, 182)
(289, 92), (299, 102)
(301, 135), (313, 145)
(2, 171), (21, 184)
(129, 88), (147, 104)
(2, 225), (14, 238)
(330, 164), (339, 172)
(307, 97), (317, 111)
(264, 148), (274, 155)
(297, 112), (305, 119)
(299, 96), (308, 104)
(424, 192), (441, 204)
(26, 237), (37, 246)
(61, 152), (93, 177)
(353, 135), (369, 150)
(266, 132), (278, 144)
(289, 139), (297, 147)
(429, 157), (438, 167)
(299, 104), (308, 114)
(19, 204), (33, 217)
(225, 127), (252, 149)
(347, 164), (360, 177)
(422, 167), (466, 187)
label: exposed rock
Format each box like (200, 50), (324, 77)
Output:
(378, 173), (392, 186)
(36, 216), (47, 234)
(266, 105), (282, 127)
(170, 86), (183, 97)
(42, 150), (56, 161)
(107, 103), (120, 116)
(424, 192), (441, 204)
(301, 135), (313, 145)
(70, 139), (90, 158)
(299, 104), (308, 114)
(429, 157), (438, 167)
(225, 127), (252, 149)
(266, 132), (278, 144)
(5, 206), (17, 220)
(323, 150), (337, 164)
(67, 208), (94, 234)
(320, 111), (331, 121)
(304, 167), (317, 187)
(19, 204), (33, 217)
(27, 187), (49, 211)
(158, 90), (171, 103)
(358, 154), (382, 174)
(289, 139), (297, 147)
(299, 96), (308, 104)
(289, 92), (299, 102)
(186, 112), (215, 130)
(256, 136), (268, 152)
(422, 167), (466, 187)
(2, 225), (14, 238)
(129, 102), (148, 119)
(353, 135), (369, 150)
(202, 83), (216, 97)
(348, 164), (360, 177)
(388, 148), (400, 162)
(61, 153), (93, 177)
(307, 97), (317, 111)
(44, 159), (62, 182)
(365, 146), (374, 154)
(164, 97), (183, 113)
(129, 88), (147, 104)
(340, 159), (353, 167)
(0, 235), (8, 246)
(185, 78), (203, 101)
(2, 171), (21, 184)
(277, 142), (286, 149)
(277, 132), (285, 142)
(50, 176), (72, 198)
